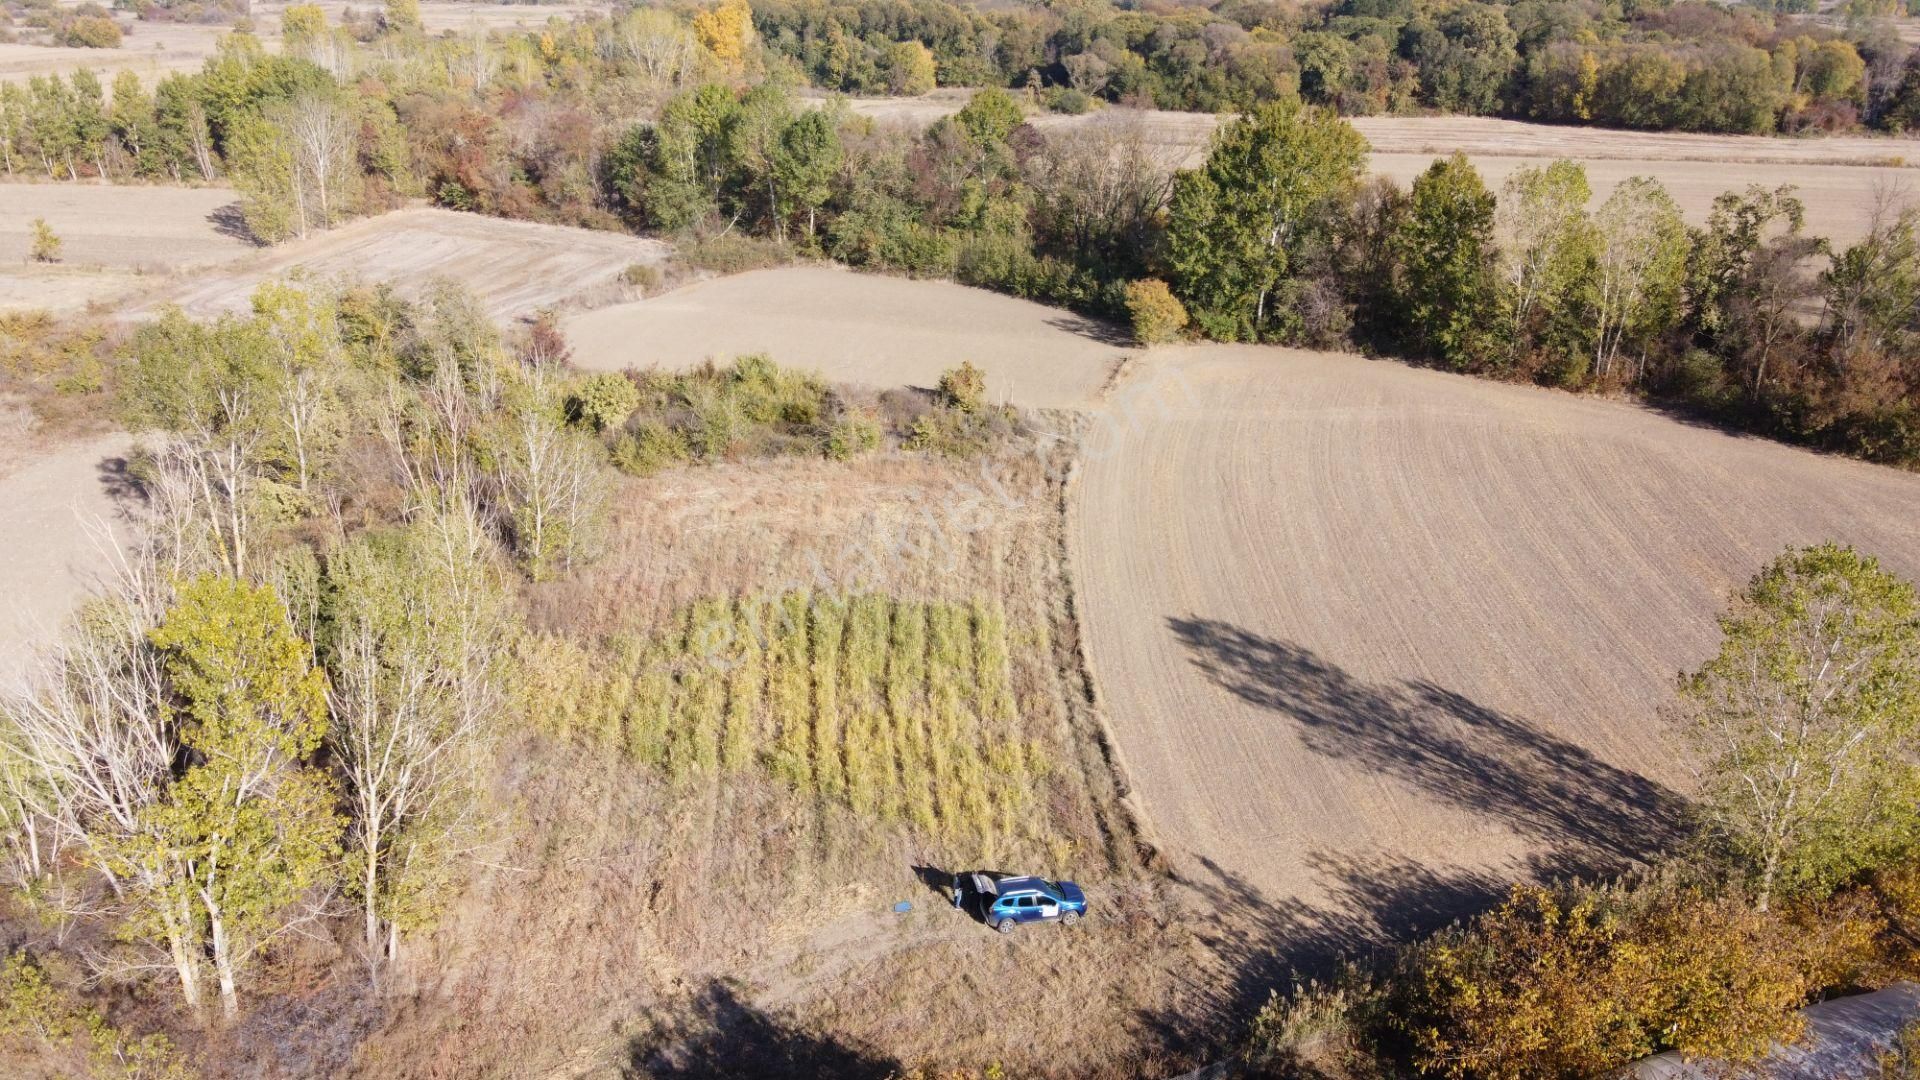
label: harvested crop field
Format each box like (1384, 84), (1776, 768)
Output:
(0, 2), (607, 87)
(137, 207), (668, 323)
(0, 429), (133, 688)
(565, 265), (1126, 408)
(0, 182), (252, 312)
(0, 182), (248, 268)
(1070, 345), (1920, 936)
(832, 96), (1918, 245)
(0, 22), (229, 87)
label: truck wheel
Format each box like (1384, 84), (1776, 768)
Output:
(1061, 911), (1081, 926)
(996, 918), (1018, 935)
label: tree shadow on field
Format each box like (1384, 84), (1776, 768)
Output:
(1045, 312), (1134, 347)
(1136, 847), (1600, 1053)
(1166, 616), (1689, 872)
(95, 453), (146, 509)
(208, 202), (266, 246)
(626, 981), (898, 1080)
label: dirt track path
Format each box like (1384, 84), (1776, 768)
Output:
(1069, 345), (1920, 933)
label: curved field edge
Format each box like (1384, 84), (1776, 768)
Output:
(1066, 343), (1920, 943)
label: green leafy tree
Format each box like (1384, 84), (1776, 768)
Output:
(68, 70), (110, 179)
(570, 372), (641, 430)
(1165, 100), (1366, 340)
(886, 40), (937, 95)
(1496, 159), (1597, 372)
(325, 506), (510, 964)
(772, 108), (842, 243)
(1393, 153), (1499, 370)
(954, 87), (1023, 144)
(643, 84), (741, 230)
(1677, 543), (1920, 911)
(109, 71), (159, 177)
(384, 0), (422, 36)
(28, 218), (61, 264)
(1592, 176), (1688, 382)
(1822, 203), (1920, 363)
(727, 83), (798, 241)
(1410, 4), (1518, 114)
(115, 576), (340, 1020)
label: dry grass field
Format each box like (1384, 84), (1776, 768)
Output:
(836, 96), (1920, 245)
(134, 206), (668, 322)
(1070, 345), (1920, 936)
(334, 447), (1232, 1078)
(565, 265), (1126, 407)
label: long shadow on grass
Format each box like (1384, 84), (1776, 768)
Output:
(626, 980), (897, 1079)
(1167, 616), (1688, 870)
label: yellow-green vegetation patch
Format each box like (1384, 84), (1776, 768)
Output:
(621, 592), (1052, 854)
(522, 591), (1061, 861)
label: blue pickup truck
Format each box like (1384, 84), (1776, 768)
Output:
(953, 873), (1088, 933)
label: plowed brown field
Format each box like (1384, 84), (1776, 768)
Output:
(1070, 345), (1920, 923)
(135, 207), (668, 323)
(565, 265), (1126, 407)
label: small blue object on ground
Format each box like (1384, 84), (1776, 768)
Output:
(893, 900), (912, 914)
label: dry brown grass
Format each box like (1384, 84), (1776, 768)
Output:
(330, 433), (1211, 1078)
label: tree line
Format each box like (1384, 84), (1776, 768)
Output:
(752, 0), (1920, 134)
(1158, 102), (1918, 466)
(5, 4), (1914, 467)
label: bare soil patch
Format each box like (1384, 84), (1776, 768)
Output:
(1070, 344), (1920, 940)
(136, 206), (668, 323)
(0, 427), (134, 689)
(564, 265), (1127, 407)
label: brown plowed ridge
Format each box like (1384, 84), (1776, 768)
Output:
(1070, 344), (1920, 923)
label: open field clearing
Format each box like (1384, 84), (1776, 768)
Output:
(0, 2), (607, 86)
(0, 428), (131, 688)
(835, 96), (1919, 245)
(0, 181), (252, 312)
(0, 22), (228, 87)
(0, 181), (249, 268)
(341, 448), (1232, 1077)
(1071, 345), (1920, 930)
(138, 206), (667, 322)
(565, 265), (1126, 407)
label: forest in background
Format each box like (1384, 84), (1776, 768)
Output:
(2, 1), (1917, 456)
